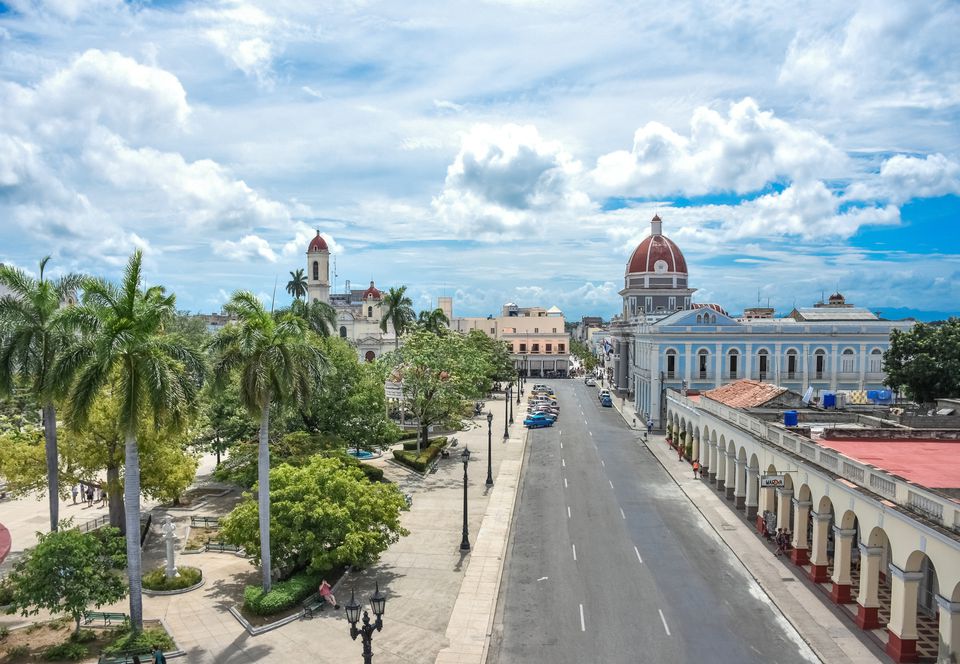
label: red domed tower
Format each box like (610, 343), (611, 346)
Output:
(620, 215), (696, 319)
(306, 230), (330, 304)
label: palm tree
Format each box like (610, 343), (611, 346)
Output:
(288, 298), (338, 337)
(286, 269), (308, 301)
(56, 251), (205, 632)
(209, 291), (325, 593)
(0, 257), (83, 532)
(380, 286), (415, 350)
(417, 307), (450, 335)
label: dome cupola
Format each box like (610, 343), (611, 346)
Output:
(308, 231), (328, 253)
(626, 214), (688, 276)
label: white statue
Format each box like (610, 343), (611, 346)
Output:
(162, 516), (179, 579)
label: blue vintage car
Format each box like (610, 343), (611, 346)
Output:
(600, 395), (613, 407)
(524, 412), (555, 428)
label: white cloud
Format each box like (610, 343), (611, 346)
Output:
(434, 123), (592, 238)
(216, 234), (278, 262)
(433, 99), (464, 113)
(281, 223), (343, 258)
(4, 0), (123, 21)
(591, 98), (847, 196)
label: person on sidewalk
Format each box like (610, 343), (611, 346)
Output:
(85, 485), (95, 507)
(678, 446), (684, 462)
(319, 579), (340, 609)
(692, 459), (700, 479)
(647, 418), (653, 434)
(151, 645), (167, 664)
(775, 529), (786, 556)
(71, 484), (79, 504)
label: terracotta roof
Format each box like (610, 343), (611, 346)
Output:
(817, 439), (960, 490)
(308, 231), (328, 252)
(626, 234), (688, 274)
(704, 380), (787, 408)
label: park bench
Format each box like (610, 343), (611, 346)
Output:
(301, 593), (326, 618)
(206, 540), (241, 553)
(190, 516), (219, 528)
(83, 610), (128, 626)
(98, 652), (152, 664)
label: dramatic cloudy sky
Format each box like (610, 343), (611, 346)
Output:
(1, 0), (958, 320)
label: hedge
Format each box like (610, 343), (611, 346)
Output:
(143, 566), (202, 591)
(102, 627), (175, 656)
(392, 438), (447, 473)
(402, 436), (447, 451)
(359, 463), (384, 482)
(243, 570), (322, 616)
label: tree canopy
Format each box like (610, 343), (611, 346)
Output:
(220, 455), (408, 575)
(884, 318), (960, 404)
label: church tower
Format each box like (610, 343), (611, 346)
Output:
(306, 231), (330, 304)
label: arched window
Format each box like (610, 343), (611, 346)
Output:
(841, 348), (855, 373)
(786, 349), (798, 379)
(312, 261), (319, 281)
(757, 349), (769, 380)
(727, 349), (739, 379)
(696, 314), (703, 324)
(339, 326), (347, 338)
(869, 348), (882, 373)
(364, 351), (376, 363)
(665, 349), (677, 378)
(814, 349), (826, 378)
(698, 348), (709, 379)
(367, 306), (373, 318)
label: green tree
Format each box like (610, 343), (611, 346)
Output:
(884, 319), (960, 404)
(570, 338), (598, 373)
(416, 307), (450, 335)
(221, 455), (407, 574)
(286, 269), (308, 301)
(192, 381), (257, 467)
(288, 298), (338, 337)
(389, 330), (488, 450)
(56, 250), (205, 632)
(209, 291), (326, 593)
(6, 525), (127, 635)
(380, 286), (415, 350)
(463, 329), (515, 388)
(0, 257), (84, 531)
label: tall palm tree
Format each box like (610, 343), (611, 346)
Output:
(285, 269), (308, 301)
(380, 286), (415, 350)
(417, 307), (450, 335)
(209, 291), (326, 593)
(56, 251), (205, 632)
(0, 257), (83, 532)
(288, 298), (338, 337)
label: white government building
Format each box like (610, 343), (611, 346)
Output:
(609, 215), (914, 428)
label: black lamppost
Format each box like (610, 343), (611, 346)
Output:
(485, 412), (494, 487)
(503, 386), (510, 439)
(516, 369), (522, 404)
(344, 582), (387, 664)
(460, 447), (471, 551)
(508, 384), (514, 425)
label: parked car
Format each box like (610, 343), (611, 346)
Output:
(584, 377), (596, 386)
(524, 412), (555, 428)
(598, 389), (610, 401)
(600, 395), (613, 407)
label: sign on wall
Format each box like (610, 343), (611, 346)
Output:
(760, 474), (786, 488)
(384, 381), (405, 400)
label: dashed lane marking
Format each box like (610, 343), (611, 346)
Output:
(634, 546), (643, 563)
(579, 604), (586, 632)
(567, 506), (571, 518)
(658, 609), (671, 636)
(562, 458), (566, 467)
(609, 480), (614, 489)
(620, 507), (625, 519)
(564, 477), (568, 489)
(572, 544), (577, 561)
(600, 459), (605, 467)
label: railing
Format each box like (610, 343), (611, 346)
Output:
(820, 453), (838, 470)
(869, 474), (896, 497)
(74, 514), (110, 534)
(800, 443), (817, 460)
(908, 491), (944, 520)
(843, 462), (865, 483)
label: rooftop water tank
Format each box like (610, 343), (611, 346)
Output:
(784, 410), (799, 427)
(822, 393), (836, 409)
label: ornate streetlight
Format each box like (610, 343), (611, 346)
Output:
(516, 369), (522, 404)
(344, 582), (387, 664)
(460, 447), (471, 551)
(503, 386), (510, 439)
(508, 383), (514, 425)
(485, 411), (494, 487)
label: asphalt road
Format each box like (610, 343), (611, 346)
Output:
(488, 379), (820, 664)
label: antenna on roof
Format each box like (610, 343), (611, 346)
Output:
(333, 255), (338, 295)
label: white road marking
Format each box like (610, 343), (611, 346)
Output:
(658, 609), (671, 636)
(634, 546), (643, 563)
(567, 506), (571, 518)
(609, 480), (614, 489)
(600, 459), (605, 467)
(579, 604), (586, 631)
(572, 544), (577, 561)
(562, 458), (566, 467)
(560, 441), (563, 449)
(589, 431), (593, 436)
(620, 507), (626, 519)
(564, 477), (568, 488)
(537, 576), (548, 582)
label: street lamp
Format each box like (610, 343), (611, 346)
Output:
(485, 412), (494, 487)
(503, 386), (510, 439)
(516, 369), (522, 403)
(460, 447), (471, 550)
(344, 582), (387, 664)
(508, 384), (514, 425)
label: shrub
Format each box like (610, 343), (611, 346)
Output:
(396, 430), (419, 441)
(43, 640), (88, 661)
(7, 644), (29, 657)
(402, 436), (447, 451)
(142, 566), (202, 591)
(243, 571), (321, 616)
(70, 629), (96, 644)
(0, 625), (8, 641)
(102, 626), (174, 656)
(392, 438), (446, 473)
(359, 464), (384, 483)
(0, 579), (14, 606)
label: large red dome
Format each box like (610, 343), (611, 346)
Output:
(308, 232), (328, 253)
(626, 216), (687, 275)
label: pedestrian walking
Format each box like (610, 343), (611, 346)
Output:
(151, 644), (167, 664)
(318, 579), (339, 609)
(647, 418), (653, 434)
(678, 446), (684, 461)
(692, 459), (700, 479)
(99, 487), (107, 507)
(85, 485), (94, 507)
(71, 485), (79, 504)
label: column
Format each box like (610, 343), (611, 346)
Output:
(724, 453), (736, 499)
(887, 563), (923, 663)
(791, 499), (811, 565)
(808, 511), (832, 582)
(858, 342), (867, 389)
(708, 443), (717, 483)
(692, 433), (700, 463)
(774, 342), (782, 383)
(776, 489), (792, 535)
(802, 342), (809, 388)
(937, 595), (960, 664)
(830, 527), (857, 603)
(714, 342), (722, 388)
(830, 341), (839, 391)
(857, 545), (884, 629)
(715, 447), (726, 490)
(745, 469), (759, 520)
(734, 459), (747, 510)
(684, 343), (692, 386)
(744, 342), (752, 380)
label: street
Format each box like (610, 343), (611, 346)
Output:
(488, 380), (820, 664)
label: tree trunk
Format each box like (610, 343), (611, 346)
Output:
(258, 402), (272, 593)
(106, 464), (124, 531)
(74, 613), (81, 635)
(41, 402), (59, 532)
(419, 424), (428, 453)
(124, 429), (144, 632)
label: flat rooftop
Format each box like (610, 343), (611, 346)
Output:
(817, 438), (960, 490)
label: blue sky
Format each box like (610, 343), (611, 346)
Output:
(0, 0), (958, 321)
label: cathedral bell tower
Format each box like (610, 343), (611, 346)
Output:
(306, 231), (330, 304)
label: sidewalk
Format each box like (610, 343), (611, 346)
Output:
(610, 397), (883, 664)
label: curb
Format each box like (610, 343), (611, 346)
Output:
(142, 577), (205, 597)
(228, 605), (305, 636)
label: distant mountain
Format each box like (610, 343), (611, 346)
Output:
(872, 308), (960, 322)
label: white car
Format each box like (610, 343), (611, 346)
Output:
(585, 377), (596, 386)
